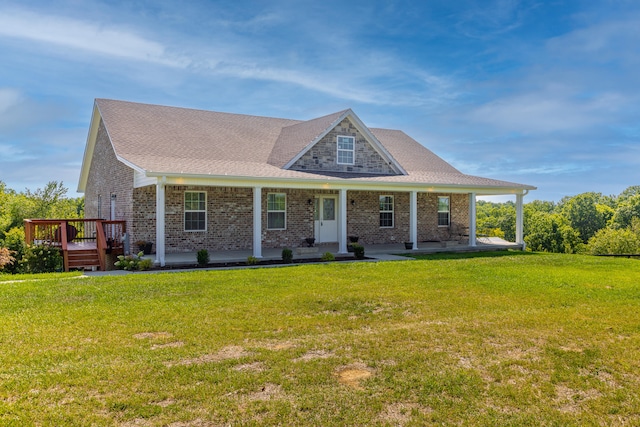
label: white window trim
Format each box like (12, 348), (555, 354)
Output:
(267, 193), (287, 230)
(337, 135), (355, 165)
(438, 196), (450, 227)
(379, 195), (394, 228)
(184, 191), (207, 232)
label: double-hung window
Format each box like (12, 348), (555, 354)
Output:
(267, 193), (286, 230)
(337, 135), (355, 165)
(438, 196), (450, 227)
(379, 195), (394, 228)
(185, 191), (206, 231)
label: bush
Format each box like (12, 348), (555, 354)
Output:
(115, 251), (152, 271)
(352, 243), (365, 260)
(20, 244), (63, 273)
(321, 252), (335, 262)
(247, 256), (259, 265)
(197, 249), (210, 266)
(0, 247), (15, 272)
(588, 228), (640, 255)
(282, 248), (293, 263)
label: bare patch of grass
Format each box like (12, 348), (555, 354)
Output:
(165, 345), (251, 367)
(335, 362), (374, 389)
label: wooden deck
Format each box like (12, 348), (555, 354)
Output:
(24, 219), (126, 271)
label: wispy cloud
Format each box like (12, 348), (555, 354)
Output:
(0, 8), (188, 67)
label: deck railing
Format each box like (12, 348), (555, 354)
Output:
(24, 219), (127, 271)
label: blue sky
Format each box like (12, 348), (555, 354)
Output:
(1, 0), (638, 202)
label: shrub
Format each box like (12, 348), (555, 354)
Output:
(114, 251), (152, 271)
(20, 244), (63, 273)
(352, 243), (365, 260)
(321, 252), (335, 262)
(282, 248), (293, 264)
(0, 247), (16, 272)
(588, 228), (640, 255)
(197, 249), (210, 266)
(247, 256), (259, 265)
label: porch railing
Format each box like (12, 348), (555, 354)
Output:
(24, 219), (127, 271)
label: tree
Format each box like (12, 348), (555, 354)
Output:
(524, 211), (582, 254)
(611, 195), (640, 229)
(588, 227), (640, 255)
(559, 192), (612, 243)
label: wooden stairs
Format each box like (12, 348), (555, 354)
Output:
(67, 248), (101, 271)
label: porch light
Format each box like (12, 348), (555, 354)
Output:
(351, 199), (355, 206)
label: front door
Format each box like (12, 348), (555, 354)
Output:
(314, 196), (338, 243)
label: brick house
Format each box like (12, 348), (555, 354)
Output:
(77, 99), (535, 266)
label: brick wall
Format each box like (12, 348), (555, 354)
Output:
(84, 119), (135, 234)
(125, 185), (472, 252)
(291, 118), (397, 175)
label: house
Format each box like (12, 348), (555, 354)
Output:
(77, 99), (535, 266)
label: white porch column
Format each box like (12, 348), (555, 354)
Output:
(253, 186), (263, 258)
(338, 189), (347, 254)
(410, 191), (418, 250)
(516, 193), (524, 246)
(469, 192), (477, 247)
(155, 178), (166, 267)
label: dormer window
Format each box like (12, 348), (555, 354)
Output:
(337, 135), (355, 165)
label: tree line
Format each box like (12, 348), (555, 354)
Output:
(477, 185), (640, 255)
(0, 181), (84, 273)
(1, 181), (639, 273)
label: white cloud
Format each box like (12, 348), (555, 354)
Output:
(0, 8), (188, 67)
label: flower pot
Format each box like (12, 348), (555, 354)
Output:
(404, 242), (413, 250)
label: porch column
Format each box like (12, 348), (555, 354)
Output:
(253, 186), (263, 258)
(469, 193), (477, 247)
(338, 189), (347, 254)
(516, 193), (524, 246)
(410, 191), (418, 250)
(155, 178), (166, 267)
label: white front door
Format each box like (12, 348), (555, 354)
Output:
(314, 196), (338, 243)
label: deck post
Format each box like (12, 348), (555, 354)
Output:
(155, 178), (166, 267)
(410, 191), (418, 250)
(469, 193), (477, 247)
(253, 186), (262, 258)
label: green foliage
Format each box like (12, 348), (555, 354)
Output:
(524, 212), (583, 253)
(0, 227), (25, 273)
(196, 249), (210, 266)
(588, 227), (640, 255)
(281, 248), (293, 264)
(476, 201), (516, 241)
(114, 252), (152, 271)
(246, 256), (259, 265)
(19, 244), (63, 273)
(559, 192), (611, 242)
(321, 251), (335, 261)
(351, 243), (365, 259)
(610, 194), (640, 229)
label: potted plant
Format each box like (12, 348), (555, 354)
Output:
(347, 235), (359, 252)
(135, 240), (153, 255)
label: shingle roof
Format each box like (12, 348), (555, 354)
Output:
(93, 98), (535, 190)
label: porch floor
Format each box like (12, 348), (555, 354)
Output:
(146, 237), (522, 267)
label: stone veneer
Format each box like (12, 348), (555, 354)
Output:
(290, 117), (398, 175)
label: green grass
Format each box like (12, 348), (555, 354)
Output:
(1, 253), (639, 426)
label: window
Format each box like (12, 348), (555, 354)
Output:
(337, 135), (355, 165)
(185, 191), (206, 231)
(379, 195), (394, 228)
(438, 196), (450, 226)
(267, 193), (286, 230)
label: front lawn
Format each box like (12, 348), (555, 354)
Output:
(1, 253), (639, 425)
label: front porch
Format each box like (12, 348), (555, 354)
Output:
(145, 237), (522, 268)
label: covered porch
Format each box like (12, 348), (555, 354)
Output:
(147, 237), (522, 268)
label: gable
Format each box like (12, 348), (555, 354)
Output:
(288, 117), (399, 175)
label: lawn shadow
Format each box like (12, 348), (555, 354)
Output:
(401, 250), (539, 261)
